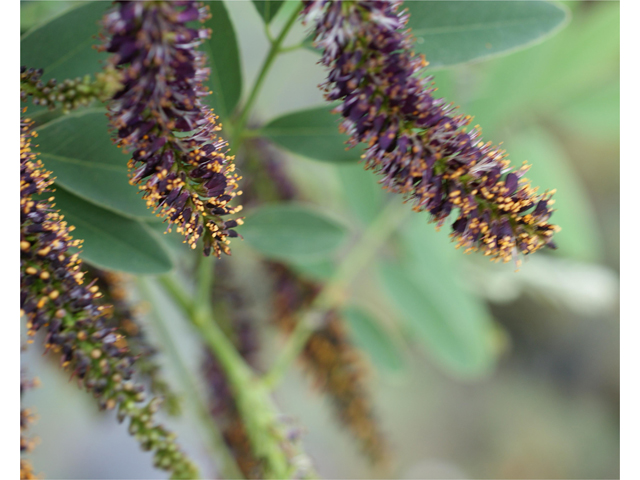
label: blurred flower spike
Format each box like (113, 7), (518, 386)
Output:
(303, 0), (560, 265)
(102, 0), (243, 257)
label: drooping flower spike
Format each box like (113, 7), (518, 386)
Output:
(271, 262), (388, 464)
(102, 1), (243, 257)
(303, 0), (559, 265)
(20, 117), (198, 479)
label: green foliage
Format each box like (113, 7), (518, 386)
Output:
(260, 106), (365, 163)
(252, 0), (285, 24)
(379, 217), (497, 378)
(337, 164), (386, 227)
(36, 110), (155, 221)
(202, 1), (243, 121)
(38, 186), (172, 274)
(20, 2), (107, 81)
(343, 306), (405, 374)
(20, 0), (78, 33)
(239, 203), (348, 262)
(407, 0), (569, 69)
(464, 2), (619, 134)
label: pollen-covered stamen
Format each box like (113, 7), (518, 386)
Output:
(303, 0), (559, 263)
(102, 1), (241, 257)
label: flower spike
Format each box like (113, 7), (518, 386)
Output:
(20, 117), (198, 479)
(102, 1), (242, 257)
(303, 0), (559, 266)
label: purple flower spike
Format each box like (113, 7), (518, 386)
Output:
(102, 1), (243, 257)
(303, 0), (560, 266)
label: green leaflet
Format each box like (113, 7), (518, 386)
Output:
(408, 1), (569, 69)
(35, 110), (155, 221)
(202, 1), (243, 121)
(21, 2), (107, 81)
(239, 203), (349, 262)
(36, 186), (173, 275)
(343, 306), (405, 374)
(379, 217), (497, 378)
(261, 106), (365, 164)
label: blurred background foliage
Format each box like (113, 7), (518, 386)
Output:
(21, 1), (619, 478)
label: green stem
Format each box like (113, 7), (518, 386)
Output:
(262, 198), (411, 389)
(230, 4), (301, 151)
(158, 272), (299, 479)
(137, 277), (244, 480)
(159, 274), (253, 387)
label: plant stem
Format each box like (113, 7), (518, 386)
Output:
(158, 272), (299, 479)
(137, 277), (244, 480)
(230, 4), (301, 152)
(158, 274), (253, 387)
(262, 198), (411, 389)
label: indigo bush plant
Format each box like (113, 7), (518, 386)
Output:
(22, 1), (616, 478)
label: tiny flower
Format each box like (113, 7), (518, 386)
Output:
(20, 117), (198, 479)
(101, 1), (242, 257)
(303, 0), (560, 266)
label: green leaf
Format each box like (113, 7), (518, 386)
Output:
(41, 186), (173, 274)
(20, 1), (79, 34)
(261, 106), (365, 164)
(21, 2), (108, 81)
(379, 260), (494, 378)
(505, 126), (602, 262)
(377, 216), (497, 377)
(239, 203), (348, 262)
(289, 258), (336, 282)
(337, 164), (386, 226)
(408, 0), (569, 69)
(464, 2), (619, 131)
(35, 110), (155, 221)
(555, 81), (620, 140)
(252, 0), (285, 24)
(202, 1), (243, 121)
(343, 306), (405, 373)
